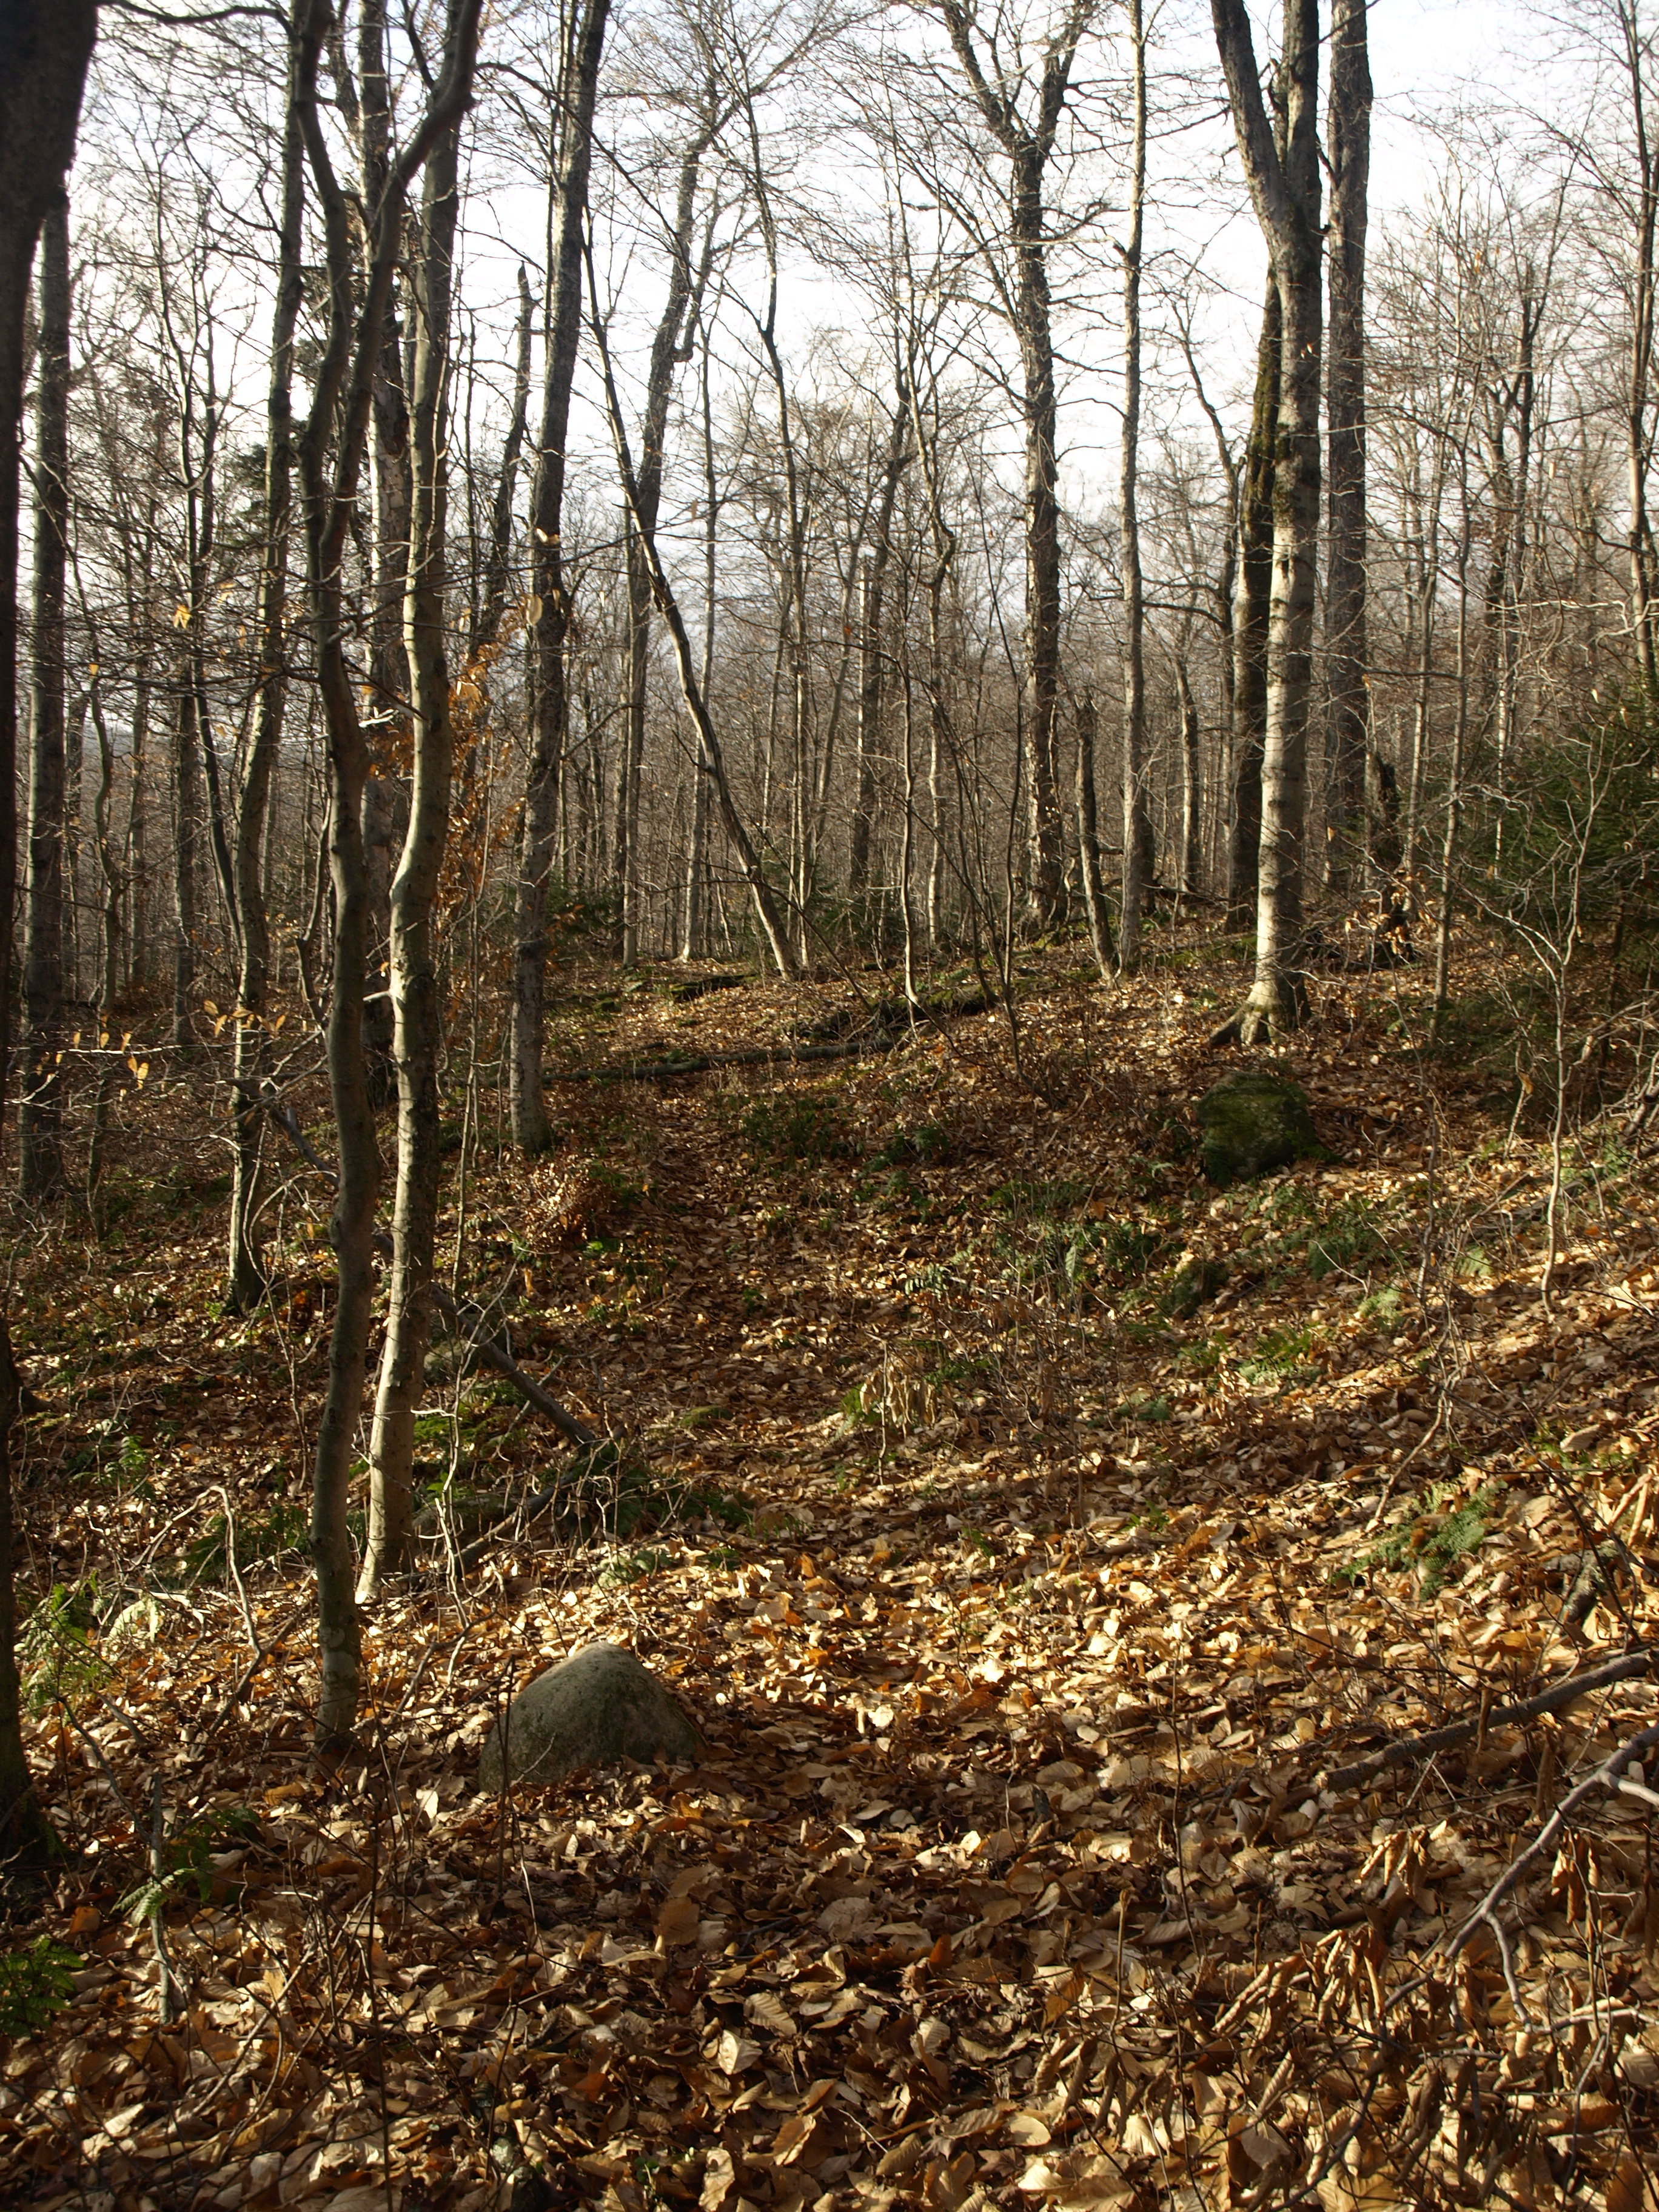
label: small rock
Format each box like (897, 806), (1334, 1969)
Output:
(1195, 1068), (1322, 1187)
(478, 1642), (702, 1793)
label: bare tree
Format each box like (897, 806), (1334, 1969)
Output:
(510, 0), (610, 1157)
(293, 0), (483, 1741)
(1210, 0), (1322, 1043)
(1323, 0), (1371, 888)
(21, 194), (71, 1202)
(0, 0), (99, 1841)
(934, 0), (1098, 930)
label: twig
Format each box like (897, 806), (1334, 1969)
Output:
(1426, 1714), (1659, 1985)
(150, 1774), (181, 2025)
(200, 1602), (307, 1741)
(1322, 1650), (1654, 1790)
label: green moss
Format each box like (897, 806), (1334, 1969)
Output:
(1196, 1069), (1323, 1187)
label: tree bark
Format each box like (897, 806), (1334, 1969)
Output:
(1074, 686), (1114, 976)
(20, 193), (70, 1204)
(228, 19), (306, 1310)
(294, 0), (483, 1742)
(1322, 0), (1371, 892)
(1225, 282), (1278, 930)
(360, 107), (462, 1600)
(1176, 656), (1201, 894)
(1116, 0), (1151, 971)
(0, 0), (99, 1845)
(1212, 0), (1322, 1044)
(510, 0), (610, 1156)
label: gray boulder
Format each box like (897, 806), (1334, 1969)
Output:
(1196, 1068), (1322, 1187)
(478, 1642), (702, 1793)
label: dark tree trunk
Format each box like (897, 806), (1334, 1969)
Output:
(0, 0), (99, 1845)
(21, 193), (70, 1203)
(360, 108), (461, 1597)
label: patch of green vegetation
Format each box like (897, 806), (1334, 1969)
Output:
(741, 1091), (855, 1168)
(19, 1580), (107, 1716)
(1341, 1483), (1500, 1596)
(598, 1546), (672, 1587)
(704, 1544), (743, 1570)
(547, 1442), (750, 1540)
(184, 1501), (307, 1586)
(0, 1939), (80, 2037)
(1114, 1395), (1171, 1424)
(1238, 1322), (1319, 1387)
(991, 1176), (1087, 1220)
(1307, 1194), (1389, 1279)
(1357, 1284), (1404, 1328)
(871, 1121), (951, 1170)
(119, 1805), (260, 1923)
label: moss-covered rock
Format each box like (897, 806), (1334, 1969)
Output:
(1196, 1069), (1321, 1187)
(1160, 1255), (1230, 1317)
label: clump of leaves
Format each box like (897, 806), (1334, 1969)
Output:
(0, 1939), (80, 2037)
(1358, 1283), (1405, 1327)
(598, 1546), (672, 1587)
(1307, 1194), (1389, 1279)
(1114, 1395), (1171, 1424)
(552, 1442), (749, 1538)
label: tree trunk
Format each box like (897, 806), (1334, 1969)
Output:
(1212, 0), (1322, 1044)
(360, 110), (461, 1600)
(20, 193), (69, 1204)
(1322, 0), (1371, 893)
(1225, 275), (1278, 931)
(936, 0), (1094, 933)
(474, 262), (532, 657)
(1074, 686), (1114, 976)
(171, 669), (199, 1048)
(849, 398), (909, 904)
(1013, 140), (1065, 929)
(294, 0), (482, 1742)
(0, 0), (99, 1845)
(228, 25), (305, 1311)
(510, 0), (609, 1156)
(683, 314), (719, 959)
(1116, 0), (1151, 971)
(1176, 656), (1201, 894)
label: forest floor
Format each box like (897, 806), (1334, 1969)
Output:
(2, 922), (1658, 2212)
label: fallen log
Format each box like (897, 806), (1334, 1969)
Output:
(547, 987), (994, 1085)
